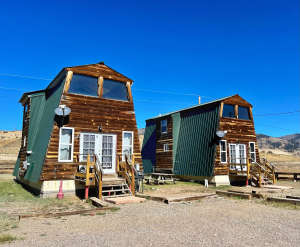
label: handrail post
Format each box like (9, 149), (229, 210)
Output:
(258, 166), (262, 188)
(85, 154), (90, 199)
(99, 170), (102, 200)
(132, 167), (135, 195)
(246, 158), (250, 186)
(272, 164), (275, 185)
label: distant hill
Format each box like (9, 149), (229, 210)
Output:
(257, 133), (300, 157)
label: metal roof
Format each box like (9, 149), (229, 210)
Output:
(145, 94), (237, 121)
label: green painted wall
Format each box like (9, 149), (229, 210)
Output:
(141, 121), (156, 174)
(173, 105), (220, 177)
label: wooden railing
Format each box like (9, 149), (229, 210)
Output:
(229, 158), (277, 188)
(116, 154), (135, 196)
(94, 154), (103, 200)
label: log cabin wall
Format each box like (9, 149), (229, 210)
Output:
(19, 99), (30, 171)
(155, 117), (173, 171)
(214, 95), (260, 176)
(41, 88), (141, 181)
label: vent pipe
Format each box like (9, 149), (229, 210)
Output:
(198, 96), (201, 105)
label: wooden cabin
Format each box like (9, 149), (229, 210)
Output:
(13, 62), (141, 198)
(142, 95), (277, 186)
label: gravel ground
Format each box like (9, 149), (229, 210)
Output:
(3, 197), (300, 247)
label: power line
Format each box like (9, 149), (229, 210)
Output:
(254, 111), (299, 116)
(0, 87), (31, 91)
(255, 123), (299, 132)
(135, 99), (195, 105)
(132, 88), (211, 98)
(0, 73), (52, 81)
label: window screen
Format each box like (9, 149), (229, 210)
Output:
(238, 106), (250, 120)
(68, 74), (98, 97)
(103, 79), (128, 101)
(222, 104), (235, 118)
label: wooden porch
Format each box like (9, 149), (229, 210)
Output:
(229, 158), (279, 188)
(74, 154), (136, 200)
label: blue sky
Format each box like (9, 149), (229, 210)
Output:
(0, 0), (299, 137)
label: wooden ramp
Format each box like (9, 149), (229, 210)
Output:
(105, 196), (146, 204)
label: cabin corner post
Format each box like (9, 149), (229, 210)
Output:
(126, 82), (133, 102)
(219, 102), (224, 117)
(63, 71), (73, 93)
(85, 154), (90, 199)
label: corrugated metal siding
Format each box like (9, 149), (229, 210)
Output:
(173, 105), (220, 177)
(12, 157), (20, 176)
(24, 77), (65, 182)
(141, 121), (156, 173)
(172, 113), (181, 163)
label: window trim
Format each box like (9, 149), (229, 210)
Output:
(122, 131), (134, 161)
(58, 127), (74, 162)
(164, 143), (169, 152)
(161, 119), (167, 134)
(249, 142), (256, 163)
(220, 140), (227, 163)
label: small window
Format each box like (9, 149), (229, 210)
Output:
(164, 144), (169, 152)
(68, 74), (98, 97)
(238, 106), (250, 120)
(58, 127), (74, 162)
(249, 142), (256, 163)
(122, 131), (133, 161)
(161, 120), (167, 134)
(23, 136), (26, 147)
(220, 140), (227, 163)
(103, 79), (129, 101)
(222, 104), (235, 118)
(23, 104), (28, 122)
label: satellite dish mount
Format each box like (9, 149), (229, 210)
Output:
(54, 105), (71, 127)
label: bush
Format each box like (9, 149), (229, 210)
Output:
(267, 151), (273, 154)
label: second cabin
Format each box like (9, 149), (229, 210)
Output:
(13, 62), (141, 199)
(142, 95), (278, 187)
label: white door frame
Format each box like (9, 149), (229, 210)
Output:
(229, 143), (247, 171)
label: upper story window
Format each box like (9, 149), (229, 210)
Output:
(68, 74), (98, 97)
(222, 104), (235, 118)
(103, 79), (129, 102)
(161, 119), (167, 134)
(238, 106), (250, 120)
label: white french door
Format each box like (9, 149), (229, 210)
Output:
(99, 134), (116, 174)
(229, 144), (247, 171)
(80, 133), (116, 174)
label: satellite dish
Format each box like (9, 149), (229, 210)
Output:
(55, 107), (71, 116)
(216, 131), (226, 138)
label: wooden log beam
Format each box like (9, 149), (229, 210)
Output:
(19, 207), (113, 220)
(216, 190), (252, 200)
(267, 197), (300, 205)
(98, 76), (104, 98)
(63, 71), (73, 93)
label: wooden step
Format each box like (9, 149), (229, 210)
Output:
(104, 196), (146, 204)
(103, 194), (132, 199)
(90, 197), (109, 207)
(102, 189), (130, 193)
(102, 177), (125, 185)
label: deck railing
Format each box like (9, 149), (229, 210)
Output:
(117, 154), (135, 196)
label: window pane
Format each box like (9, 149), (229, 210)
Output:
(60, 145), (71, 160)
(222, 104), (235, 118)
(68, 74), (98, 97)
(162, 126), (167, 133)
(123, 147), (132, 155)
(161, 120), (167, 127)
(61, 129), (72, 144)
(221, 152), (226, 162)
(220, 141), (226, 151)
(238, 106), (250, 120)
(251, 153), (256, 160)
(103, 79), (129, 101)
(250, 143), (255, 152)
(123, 133), (132, 146)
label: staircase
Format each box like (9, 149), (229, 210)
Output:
(75, 153), (136, 201)
(249, 158), (279, 188)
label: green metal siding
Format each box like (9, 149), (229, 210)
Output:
(24, 77), (65, 182)
(172, 112), (181, 163)
(141, 121), (156, 174)
(173, 105), (220, 177)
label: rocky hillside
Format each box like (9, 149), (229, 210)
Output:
(0, 130), (22, 156)
(257, 133), (300, 157)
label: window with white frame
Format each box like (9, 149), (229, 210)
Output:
(164, 143), (169, 152)
(220, 140), (227, 163)
(161, 119), (167, 134)
(58, 127), (74, 162)
(249, 142), (256, 163)
(122, 131), (133, 161)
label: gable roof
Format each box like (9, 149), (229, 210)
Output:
(146, 94), (237, 121)
(65, 61), (133, 83)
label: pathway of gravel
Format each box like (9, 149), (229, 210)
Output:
(3, 197), (300, 247)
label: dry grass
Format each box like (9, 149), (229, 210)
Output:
(259, 151), (300, 162)
(0, 234), (18, 243)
